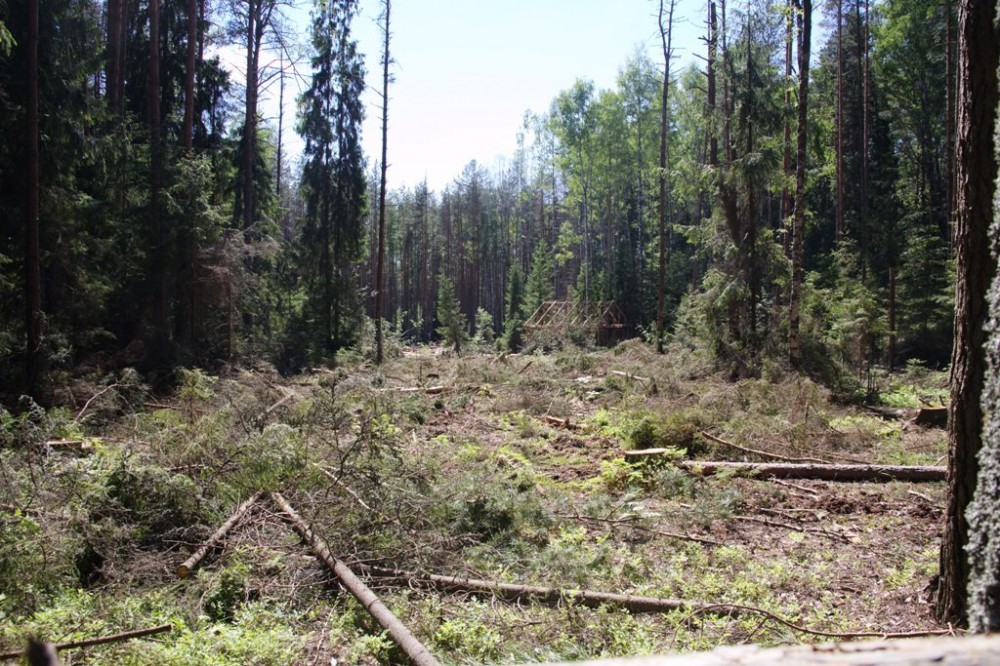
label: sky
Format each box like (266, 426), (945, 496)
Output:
(256, 1), (708, 192)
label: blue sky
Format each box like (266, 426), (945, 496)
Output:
(258, 1), (707, 192)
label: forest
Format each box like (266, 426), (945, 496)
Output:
(1, 0), (999, 663)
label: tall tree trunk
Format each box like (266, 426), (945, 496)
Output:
(835, 0), (844, 244)
(789, 0), (811, 368)
(936, 0), (999, 626)
(106, 0), (123, 109)
(857, 0), (870, 281)
(182, 0), (196, 149)
(946, 0), (956, 250)
(781, 0), (794, 256)
(375, 0), (391, 365)
(25, 0), (41, 397)
(707, 1), (718, 169)
(655, 0), (676, 354)
(148, 0), (167, 365)
(243, 0), (260, 241)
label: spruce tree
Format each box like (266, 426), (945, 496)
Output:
(436, 273), (467, 354)
(297, 0), (367, 358)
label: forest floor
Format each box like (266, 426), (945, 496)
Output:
(0, 340), (954, 664)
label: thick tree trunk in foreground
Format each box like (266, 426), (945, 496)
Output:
(936, 0), (998, 626)
(965, 1), (1000, 630)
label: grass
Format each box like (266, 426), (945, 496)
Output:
(0, 344), (950, 663)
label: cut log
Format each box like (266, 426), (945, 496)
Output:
(41, 439), (94, 455)
(270, 493), (440, 666)
(622, 455), (946, 482)
(912, 406), (947, 428)
(177, 492), (261, 578)
(523, 635), (997, 666)
(357, 564), (734, 616)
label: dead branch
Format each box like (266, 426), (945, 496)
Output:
(769, 478), (821, 497)
(383, 385), (447, 395)
(733, 515), (851, 543)
(73, 382), (122, 423)
(177, 492), (261, 578)
(264, 392), (294, 416)
(622, 456), (947, 482)
(269, 493), (440, 666)
(698, 430), (828, 464)
(554, 511), (723, 547)
(357, 563), (737, 616)
(0, 624), (173, 661)
(518, 360), (533, 375)
(678, 603), (955, 641)
(610, 370), (651, 382)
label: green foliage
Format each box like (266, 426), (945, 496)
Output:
(525, 245), (555, 317)
(434, 616), (502, 661)
(436, 273), (468, 353)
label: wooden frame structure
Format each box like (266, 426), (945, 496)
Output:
(523, 300), (627, 345)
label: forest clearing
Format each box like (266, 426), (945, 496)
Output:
(3, 0), (1000, 661)
(0, 343), (963, 663)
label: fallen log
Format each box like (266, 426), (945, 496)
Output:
(270, 493), (440, 666)
(621, 455), (946, 482)
(357, 564), (734, 616)
(0, 623), (172, 661)
(524, 634), (993, 666)
(682, 460), (946, 482)
(177, 492), (261, 578)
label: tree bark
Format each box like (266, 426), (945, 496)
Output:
(375, 0), (391, 365)
(789, 0), (811, 368)
(964, 0), (1000, 632)
(24, 0), (41, 398)
(936, 0), (998, 626)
